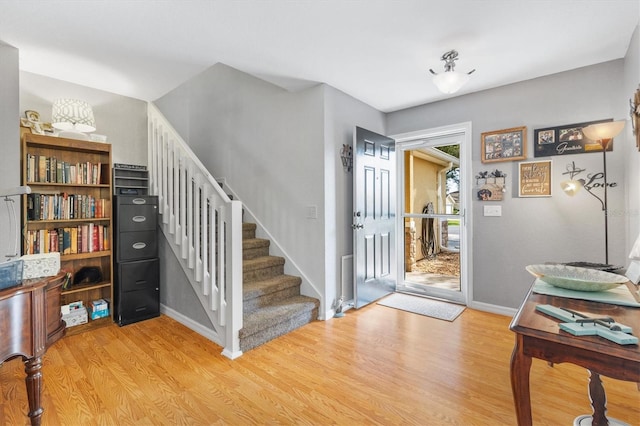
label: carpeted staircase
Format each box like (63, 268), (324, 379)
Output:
(239, 223), (320, 352)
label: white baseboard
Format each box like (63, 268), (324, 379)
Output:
(468, 300), (517, 317)
(160, 304), (224, 347)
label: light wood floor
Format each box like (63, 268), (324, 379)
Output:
(1, 303), (638, 425)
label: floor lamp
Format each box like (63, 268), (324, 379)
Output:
(581, 120), (625, 265)
(573, 121), (629, 426)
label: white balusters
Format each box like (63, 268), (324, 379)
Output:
(147, 102), (243, 358)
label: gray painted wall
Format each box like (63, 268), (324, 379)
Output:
(154, 63), (328, 317)
(154, 69), (388, 324)
(0, 42), (20, 261)
(19, 72), (148, 166)
(623, 25), (640, 257)
(387, 60), (633, 308)
(323, 85), (386, 306)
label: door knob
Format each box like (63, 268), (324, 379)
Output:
(351, 223), (364, 230)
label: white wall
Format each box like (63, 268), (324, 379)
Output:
(19, 72), (148, 166)
(387, 61), (629, 308)
(0, 42), (20, 261)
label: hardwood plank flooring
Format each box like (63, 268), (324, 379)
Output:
(1, 304), (638, 425)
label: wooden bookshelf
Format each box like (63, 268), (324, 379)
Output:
(21, 131), (114, 335)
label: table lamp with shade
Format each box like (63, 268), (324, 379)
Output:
(51, 98), (96, 140)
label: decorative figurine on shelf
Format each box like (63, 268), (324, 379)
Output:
(20, 110), (54, 135)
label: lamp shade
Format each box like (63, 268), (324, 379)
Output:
(51, 99), (96, 133)
(560, 180), (582, 196)
(581, 120), (625, 141)
(432, 71), (470, 94)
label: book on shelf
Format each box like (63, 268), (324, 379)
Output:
(25, 225), (109, 255)
(25, 153), (103, 185)
(26, 193), (109, 221)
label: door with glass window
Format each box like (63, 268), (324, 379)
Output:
(397, 132), (467, 304)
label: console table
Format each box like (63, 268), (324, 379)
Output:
(509, 283), (639, 425)
(0, 272), (66, 426)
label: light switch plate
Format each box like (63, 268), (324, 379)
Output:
(484, 205), (502, 217)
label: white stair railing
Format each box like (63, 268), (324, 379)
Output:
(147, 102), (243, 359)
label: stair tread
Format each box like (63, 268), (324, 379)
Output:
(240, 295), (319, 338)
(243, 274), (301, 300)
(243, 238), (270, 249)
(243, 255), (285, 270)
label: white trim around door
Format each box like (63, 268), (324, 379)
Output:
(391, 122), (473, 305)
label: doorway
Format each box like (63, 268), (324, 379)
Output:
(393, 123), (471, 305)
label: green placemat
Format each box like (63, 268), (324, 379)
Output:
(532, 279), (640, 308)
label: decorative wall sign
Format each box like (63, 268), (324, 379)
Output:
(561, 161), (618, 206)
(533, 119), (612, 157)
(476, 170), (506, 201)
(631, 85), (640, 151)
(340, 144), (353, 172)
(481, 126), (526, 163)
(519, 160), (552, 197)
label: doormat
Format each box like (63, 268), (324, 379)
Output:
(377, 293), (465, 322)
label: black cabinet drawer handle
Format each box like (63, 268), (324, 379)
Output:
(132, 198), (147, 204)
(135, 306), (148, 312)
(135, 280), (147, 286)
(132, 242), (147, 250)
(132, 215), (147, 222)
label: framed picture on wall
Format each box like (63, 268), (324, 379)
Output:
(518, 160), (552, 197)
(533, 119), (612, 157)
(481, 126), (527, 163)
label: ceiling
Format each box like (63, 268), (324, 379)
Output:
(0, 1), (638, 113)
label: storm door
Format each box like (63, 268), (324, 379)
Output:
(395, 124), (470, 305)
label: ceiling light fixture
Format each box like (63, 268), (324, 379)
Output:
(429, 50), (475, 94)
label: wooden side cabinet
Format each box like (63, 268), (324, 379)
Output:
(21, 132), (114, 335)
(0, 272), (66, 425)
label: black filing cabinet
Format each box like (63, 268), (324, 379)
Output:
(114, 195), (159, 325)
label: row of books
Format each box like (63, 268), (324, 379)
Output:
(24, 225), (110, 255)
(25, 154), (103, 185)
(27, 193), (109, 221)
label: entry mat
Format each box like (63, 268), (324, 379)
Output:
(378, 293), (466, 322)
